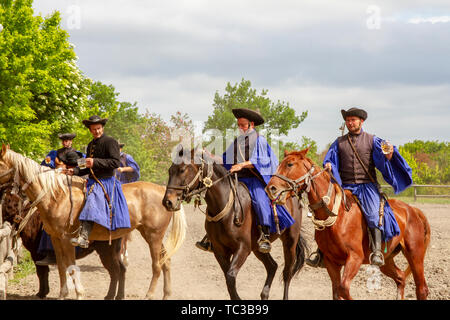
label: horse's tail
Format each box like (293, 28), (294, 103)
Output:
(159, 204), (187, 266)
(292, 233), (308, 276)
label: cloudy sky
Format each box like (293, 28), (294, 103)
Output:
(32, 0), (450, 151)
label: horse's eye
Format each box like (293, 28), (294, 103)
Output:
(287, 163), (294, 168)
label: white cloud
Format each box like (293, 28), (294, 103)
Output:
(407, 16), (450, 24)
(30, 0), (450, 152)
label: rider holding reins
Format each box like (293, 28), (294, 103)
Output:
(307, 107), (413, 267)
(196, 108), (296, 253)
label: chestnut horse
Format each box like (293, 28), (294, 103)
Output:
(0, 144), (186, 300)
(266, 149), (430, 300)
(162, 149), (307, 300)
(0, 185), (130, 299)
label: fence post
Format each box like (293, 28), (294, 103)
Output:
(414, 186), (417, 202)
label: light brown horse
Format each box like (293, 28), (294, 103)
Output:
(163, 148), (307, 300)
(266, 149), (430, 300)
(0, 144), (186, 300)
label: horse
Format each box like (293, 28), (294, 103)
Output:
(162, 148), (307, 300)
(0, 144), (187, 300)
(0, 184), (130, 299)
(265, 148), (431, 300)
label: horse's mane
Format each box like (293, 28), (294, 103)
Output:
(5, 149), (85, 200)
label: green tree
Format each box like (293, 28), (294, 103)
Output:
(0, 0), (89, 158)
(203, 79), (308, 141)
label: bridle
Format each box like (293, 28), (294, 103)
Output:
(166, 151), (241, 223)
(272, 162), (349, 230)
(166, 151), (217, 202)
(0, 161), (53, 246)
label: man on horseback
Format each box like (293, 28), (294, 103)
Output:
(116, 143), (140, 184)
(37, 133), (85, 265)
(307, 107), (413, 267)
(196, 108), (296, 253)
(67, 115), (131, 248)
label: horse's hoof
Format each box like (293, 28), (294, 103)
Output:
(104, 295), (114, 300)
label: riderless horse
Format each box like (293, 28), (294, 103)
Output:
(163, 148), (307, 300)
(0, 144), (186, 300)
(266, 149), (430, 300)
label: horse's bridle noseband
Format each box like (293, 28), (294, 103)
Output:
(166, 152), (216, 202)
(272, 165), (321, 198)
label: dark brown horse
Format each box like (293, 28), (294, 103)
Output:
(162, 149), (307, 300)
(266, 149), (431, 300)
(0, 185), (128, 299)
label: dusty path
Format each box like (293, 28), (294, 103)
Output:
(6, 203), (450, 300)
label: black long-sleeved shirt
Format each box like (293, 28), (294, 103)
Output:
(73, 134), (120, 179)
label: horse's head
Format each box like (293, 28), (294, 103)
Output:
(0, 186), (23, 224)
(266, 148), (315, 204)
(0, 144), (15, 185)
(163, 147), (206, 211)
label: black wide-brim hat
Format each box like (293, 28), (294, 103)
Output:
(58, 133), (76, 140)
(82, 115), (108, 128)
(341, 107), (368, 121)
(231, 108), (265, 126)
(65, 151), (82, 166)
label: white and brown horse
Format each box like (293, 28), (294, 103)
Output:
(0, 144), (186, 300)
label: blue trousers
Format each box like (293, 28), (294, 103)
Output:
(80, 176), (131, 230)
(344, 182), (400, 241)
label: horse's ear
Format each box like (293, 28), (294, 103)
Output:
(284, 149), (290, 158)
(1, 143), (9, 157)
(299, 147), (310, 158)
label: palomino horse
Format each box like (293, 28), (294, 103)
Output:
(0, 144), (186, 300)
(0, 185), (129, 299)
(163, 149), (307, 300)
(266, 149), (431, 300)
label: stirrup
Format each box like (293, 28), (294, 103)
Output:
(369, 251), (385, 267)
(70, 236), (90, 249)
(257, 237), (271, 254)
(195, 238), (213, 252)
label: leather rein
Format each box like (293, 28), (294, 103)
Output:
(272, 163), (349, 230)
(166, 152), (243, 225)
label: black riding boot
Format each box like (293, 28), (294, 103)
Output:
(70, 220), (94, 249)
(369, 227), (385, 267)
(306, 248), (325, 268)
(195, 234), (213, 252)
(35, 250), (57, 266)
(257, 226), (271, 254)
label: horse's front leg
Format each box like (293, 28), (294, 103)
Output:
(218, 244), (251, 300)
(52, 237), (82, 299)
(323, 255), (342, 300)
(339, 253), (363, 300)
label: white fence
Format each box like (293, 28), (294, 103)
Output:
(381, 184), (450, 201)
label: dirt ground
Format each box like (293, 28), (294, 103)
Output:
(6, 202), (450, 300)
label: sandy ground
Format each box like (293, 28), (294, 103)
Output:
(5, 202), (450, 300)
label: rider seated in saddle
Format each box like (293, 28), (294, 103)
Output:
(36, 133), (85, 266)
(115, 143), (141, 184)
(306, 107), (413, 267)
(66, 115), (131, 248)
(196, 108), (296, 254)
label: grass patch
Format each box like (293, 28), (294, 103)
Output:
(389, 196), (450, 205)
(9, 249), (36, 285)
